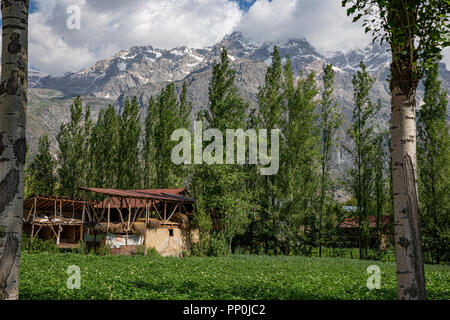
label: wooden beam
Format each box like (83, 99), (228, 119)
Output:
(127, 200), (131, 231)
(32, 225), (43, 240)
(95, 197), (109, 223)
(80, 191), (86, 241)
(30, 197), (37, 241)
(57, 200), (62, 245)
(132, 199), (147, 225)
(49, 225), (58, 239)
(164, 202), (167, 224)
(107, 202), (110, 232)
(151, 201), (163, 221)
(166, 203), (180, 223)
(26, 200), (35, 221)
(113, 202), (126, 225)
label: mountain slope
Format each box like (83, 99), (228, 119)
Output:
(28, 32), (449, 160)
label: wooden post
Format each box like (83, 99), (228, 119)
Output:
(126, 199), (131, 246)
(144, 200), (149, 256)
(80, 192), (86, 242)
(164, 202), (167, 224)
(53, 199), (58, 245)
(57, 200), (62, 245)
(107, 202), (110, 231)
(31, 197), (37, 242)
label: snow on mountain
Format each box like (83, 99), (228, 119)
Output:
(27, 32), (449, 158)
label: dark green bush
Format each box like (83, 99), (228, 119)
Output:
(22, 236), (59, 254)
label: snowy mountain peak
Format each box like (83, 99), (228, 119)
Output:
(33, 32), (394, 100)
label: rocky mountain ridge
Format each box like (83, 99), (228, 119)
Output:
(27, 32), (449, 160)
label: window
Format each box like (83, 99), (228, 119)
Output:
(169, 229), (174, 237)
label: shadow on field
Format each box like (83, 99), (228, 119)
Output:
(128, 279), (397, 300)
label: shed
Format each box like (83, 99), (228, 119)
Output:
(79, 187), (199, 257)
(22, 195), (95, 248)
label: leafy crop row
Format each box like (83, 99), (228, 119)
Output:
(19, 253), (449, 300)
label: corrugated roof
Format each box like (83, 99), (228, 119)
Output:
(79, 187), (195, 206)
(132, 188), (186, 195)
(338, 216), (391, 228)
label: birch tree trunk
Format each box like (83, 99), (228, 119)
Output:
(390, 52), (426, 300)
(0, 0), (29, 300)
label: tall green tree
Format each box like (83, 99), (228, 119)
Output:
(143, 96), (156, 188)
(283, 70), (321, 256)
(90, 105), (120, 188)
(371, 129), (391, 254)
(344, 62), (379, 260)
(417, 63), (449, 264)
(57, 97), (91, 198)
(25, 135), (56, 196)
(343, 0), (450, 299)
(317, 64), (343, 257)
(192, 48), (253, 253)
(117, 97), (142, 190)
(252, 47), (286, 253)
(144, 82), (192, 188)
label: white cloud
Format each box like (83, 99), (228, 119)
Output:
(442, 48), (450, 69)
(28, 0), (450, 74)
(29, 0), (243, 74)
(236, 0), (372, 54)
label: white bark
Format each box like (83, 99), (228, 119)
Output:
(391, 83), (426, 300)
(0, 0), (29, 300)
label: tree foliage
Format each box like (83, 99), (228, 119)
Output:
(342, 0), (450, 80)
(25, 135), (56, 196)
(417, 63), (450, 264)
(57, 96), (92, 198)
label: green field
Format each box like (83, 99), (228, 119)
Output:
(19, 253), (449, 300)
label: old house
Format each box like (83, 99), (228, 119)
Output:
(23, 188), (199, 256)
(22, 195), (90, 248)
(80, 187), (199, 257)
(338, 215), (392, 250)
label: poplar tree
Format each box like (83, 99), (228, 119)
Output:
(192, 48), (253, 253)
(417, 63), (449, 264)
(25, 135), (55, 196)
(345, 62), (379, 260)
(143, 96), (156, 188)
(90, 105), (120, 188)
(57, 97), (91, 198)
(284, 71), (321, 255)
(253, 47), (286, 253)
(343, 0), (449, 299)
(117, 97), (141, 189)
(143, 82), (191, 188)
(317, 64), (343, 257)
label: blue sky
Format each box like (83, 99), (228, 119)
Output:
(30, 0), (258, 13)
(30, 0), (39, 13)
(21, 0), (450, 74)
(235, 0), (258, 11)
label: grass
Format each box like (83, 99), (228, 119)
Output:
(19, 253), (449, 300)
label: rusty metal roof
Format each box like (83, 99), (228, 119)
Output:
(132, 188), (186, 195)
(79, 187), (195, 204)
(338, 215), (391, 228)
